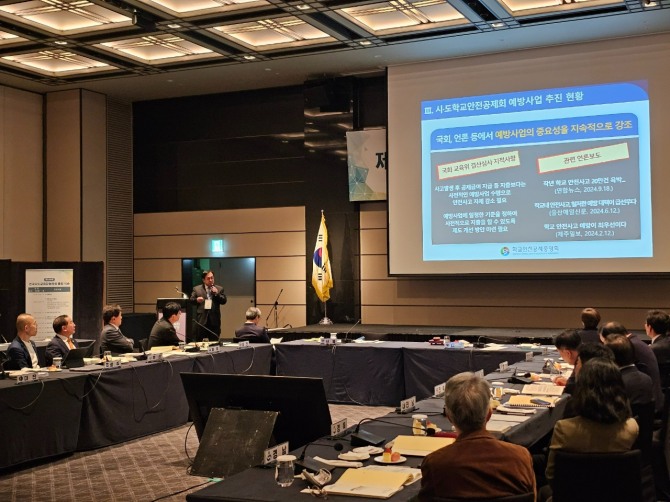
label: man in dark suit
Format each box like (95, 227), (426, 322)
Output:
(190, 270), (227, 341)
(601, 321), (663, 414)
(646, 309), (670, 390)
(418, 372), (535, 501)
(100, 304), (134, 355)
(553, 329), (581, 394)
(7, 313), (44, 369)
(235, 307), (270, 343)
(577, 307), (602, 344)
(45, 314), (79, 366)
(148, 302), (181, 349)
(605, 334), (654, 407)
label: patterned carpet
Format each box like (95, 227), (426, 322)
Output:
(0, 404), (393, 502)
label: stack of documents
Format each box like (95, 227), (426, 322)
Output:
(390, 435), (455, 457)
(323, 465), (420, 499)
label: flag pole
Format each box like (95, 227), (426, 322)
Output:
(319, 300), (332, 325)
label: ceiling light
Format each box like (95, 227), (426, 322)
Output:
(491, 22), (504, 28)
(244, 55), (256, 60)
(54, 40), (68, 45)
(359, 40), (372, 46)
(296, 4), (311, 10)
(167, 24), (182, 29)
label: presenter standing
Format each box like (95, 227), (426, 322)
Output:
(190, 270), (227, 341)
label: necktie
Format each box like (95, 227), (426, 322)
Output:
(66, 337), (75, 349)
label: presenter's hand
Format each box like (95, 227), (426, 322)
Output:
(197, 296), (204, 303)
(211, 287), (218, 295)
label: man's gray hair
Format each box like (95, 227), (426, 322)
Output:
(444, 372), (491, 433)
(245, 307), (261, 320)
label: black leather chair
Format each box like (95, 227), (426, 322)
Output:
(432, 494), (534, 502)
(551, 449), (643, 502)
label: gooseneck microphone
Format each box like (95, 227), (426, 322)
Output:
(174, 286), (188, 299)
(192, 319), (220, 341)
(295, 439), (344, 473)
(350, 417), (436, 447)
(342, 319), (362, 344)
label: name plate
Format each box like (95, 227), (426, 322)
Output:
(15, 373), (38, 385)
(399, 396), (416, 413)
(475, 369), (484, 378)
(263, 441), (290, 465)
(434, 382), (446, 397)
(207, 344), (221, 353)
(238, 340), (250, 349)
(444, 341), (465, 349)
(320, 337), (337, 345)
(525, 351), (534, 362)
(542, 346), (549, 356)
(104, 360), (122, 369)
(498, 361), (509, 372)
(331, 418), (348, 436)
(146, 352), (162, 363)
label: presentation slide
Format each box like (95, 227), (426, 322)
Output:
(420, 82), (651, 262)
(387, 34), (670, 275)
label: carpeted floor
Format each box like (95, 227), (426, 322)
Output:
(0, 404), (393, 502)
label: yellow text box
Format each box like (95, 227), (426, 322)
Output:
(538, 142), (630, 174)
(437, 151), (520, 181)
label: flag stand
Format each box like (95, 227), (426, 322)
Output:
(318, 301), (333, 325)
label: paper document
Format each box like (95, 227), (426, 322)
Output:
(507, 395), (559, 408)
(491, 413), (531, 424)
(486, 421), (513, 433)
(521, 384), (565, 396)
(391, 435), (454, 457)
(323, 466), (419, 499)
(270, 337), (283, 344)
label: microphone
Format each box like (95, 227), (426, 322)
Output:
(174, 286), (188, 299)
(192, 319), (220, 341)
(341, 319), (362, 344)
(295, 439), (345, 473)
(0, 333), (8, 343)
(266, 289), (283, 323)
(351, 417), (436, 447)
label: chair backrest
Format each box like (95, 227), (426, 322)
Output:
(551, 449), (643, 502)
(433, 494), (534, 502)
(658, 361), (670, 392)
(631, 401), (655, 466)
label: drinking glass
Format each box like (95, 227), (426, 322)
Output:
(275, 455), (296, 487)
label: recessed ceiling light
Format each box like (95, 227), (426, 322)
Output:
(54, 40), (68, 45)
(359, 40), (372, 46)
(244, 55), (256, 60)
(167, 23), (181, 29)
(296, 4), (310, 10)
(491, 22), (504, 28)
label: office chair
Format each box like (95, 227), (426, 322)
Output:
(551, 449), (643, 502)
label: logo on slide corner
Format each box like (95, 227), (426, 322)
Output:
(500, 247), (510, 256)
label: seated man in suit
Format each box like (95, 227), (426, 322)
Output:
(418, 372), (536, 501)
(646, 310), (670, 387)
(100, 304), (134, 355)
(148, 302), (181, 349)
(553, 329), (582, 393)
(7, 313), (43, 369)
(235, 307), (270, 343)
(605, 334), (654, 408)
(601, 321), (663, 414)
(577, 307), (602, 344)
(45, 314), (79, 366)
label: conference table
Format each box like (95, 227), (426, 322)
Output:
(0, 344), (273, 470)
(187, 351), (568, 502)
(276, 340), (538, 405)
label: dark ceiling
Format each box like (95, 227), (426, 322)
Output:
(0, 0), (667, 101)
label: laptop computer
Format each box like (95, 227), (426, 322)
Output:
(62, 344), (96, 368)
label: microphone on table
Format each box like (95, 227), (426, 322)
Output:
(350, 417), (436, 447)
(473, 336), (486, 349)
(192, 319), (220, 342)
(295, 439), (345, 473)
(341, 319), (362, 344)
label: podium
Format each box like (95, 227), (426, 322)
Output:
(156, 298), (188, 342)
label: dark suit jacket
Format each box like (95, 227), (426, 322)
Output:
(235, 323), (270, 343)
(7, 337), (43, 369)
(148, 318), (180, 348)
(629, 334), (663, 413)
(100, 324), (134, 354)
(577, 328), (601, 344)
(651, 335), (670, 389)
(190, 283), (227, 337)
(45, 335), (79, 366)
(620, 365), (654, 407)
(418, 430), (535, 501)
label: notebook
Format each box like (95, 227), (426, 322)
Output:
(323, 466), (420, 499)
(506, 395), (559, 408)
(390, 435), (455, 457)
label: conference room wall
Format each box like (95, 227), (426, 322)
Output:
(133, 206), (306, 329)
(360, 202), (669, 328)
(0, 86), (42, 261)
